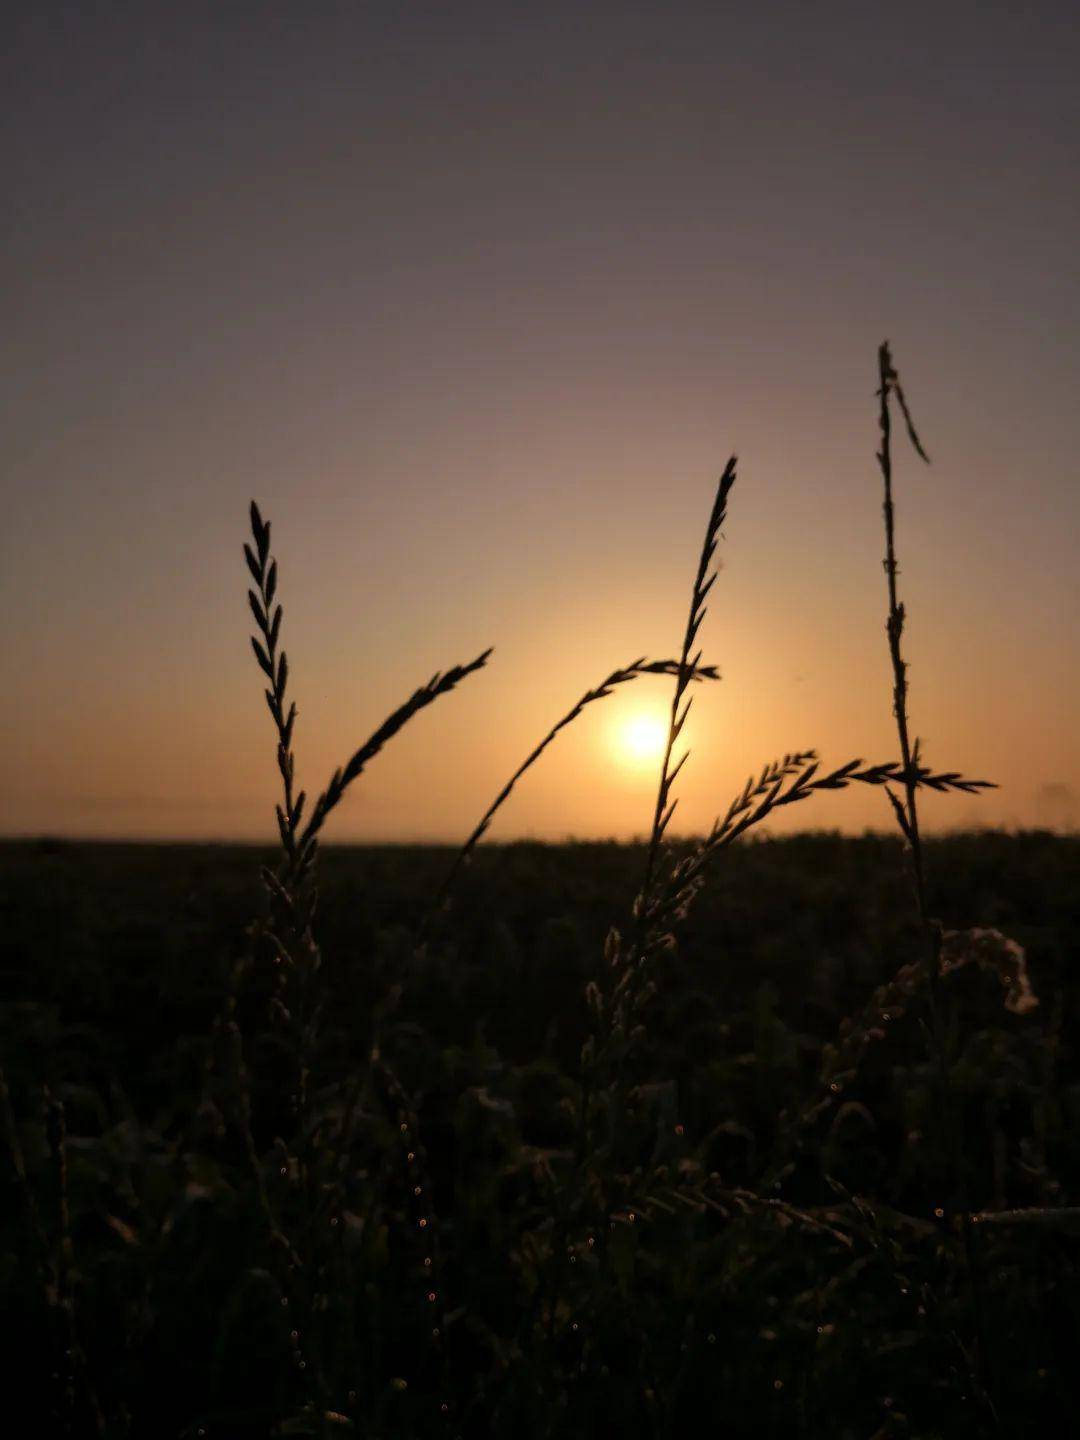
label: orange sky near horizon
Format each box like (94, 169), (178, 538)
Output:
(3, 2), (1077, 844)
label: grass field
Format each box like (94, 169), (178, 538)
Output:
(2, 832), (1078, 1437)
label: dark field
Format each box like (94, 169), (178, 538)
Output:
(2, 833), (1079, 1437)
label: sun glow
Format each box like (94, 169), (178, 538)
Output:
(615, 711), (668, 768)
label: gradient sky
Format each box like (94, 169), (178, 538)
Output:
(3, 0), (1078, 842)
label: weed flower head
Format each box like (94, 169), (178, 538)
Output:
(939, 926), (1038, 1015)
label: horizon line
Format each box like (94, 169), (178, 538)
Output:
(1, 825), (1075, 849)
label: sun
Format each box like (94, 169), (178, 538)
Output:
(615, 710), (668, 768)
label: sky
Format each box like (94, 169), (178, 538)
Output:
(3, 0), (1078, 842)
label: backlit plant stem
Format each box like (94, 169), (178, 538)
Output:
(876, 341), (997, 1423)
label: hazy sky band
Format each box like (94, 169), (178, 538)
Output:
(3, 1), (1077, 839)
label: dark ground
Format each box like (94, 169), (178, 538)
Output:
(1, 832), (1078, 1437)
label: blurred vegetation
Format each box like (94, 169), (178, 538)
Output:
(1, 831), (1078, 1437)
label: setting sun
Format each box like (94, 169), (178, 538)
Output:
(616, 711), (668, 768)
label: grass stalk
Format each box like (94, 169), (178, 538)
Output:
(875, 340), (998, 1423)
(640, 458), (737, 912)
(243, 502), (492, 1419)
(587, 462), (736, 1160)
(874, 345), (936, 980)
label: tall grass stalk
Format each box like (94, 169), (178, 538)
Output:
(640, 458), (737, 910)
(875, 340), (1001, 1422)
(874, 345), (959, 1172)
(874, 344), (939, 992)
(242, 503), (492, 1427)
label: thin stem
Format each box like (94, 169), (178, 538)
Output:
(874, 346), (955, 1132)
(876, 345), (933, 962)
(876, 341), (997, 1423)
